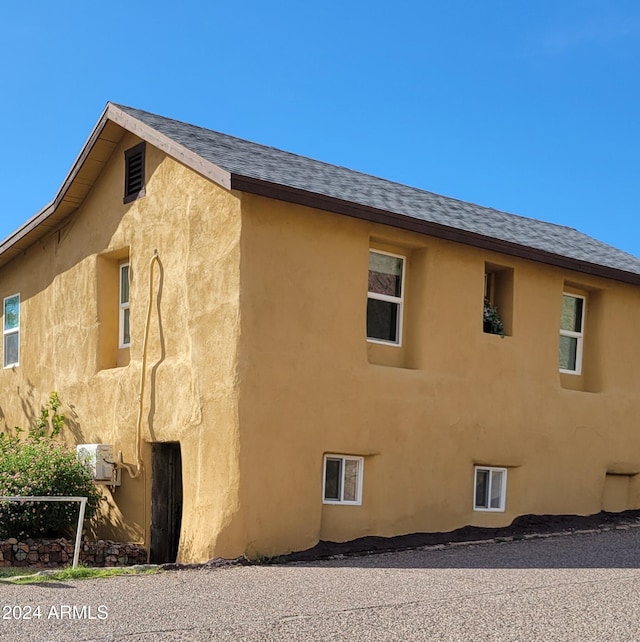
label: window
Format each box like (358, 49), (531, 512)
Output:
(323, 455), (363, 505)
(367, 250), (405, 345)
(483, 263), (513, 336)
(3, 294), (20, 368)
(124, 143), (146, 203)
(119, 262), (130, 348)
(97, 250), (131, 369)
(474, 466), (507, 511)
(559, 293), (584, 374)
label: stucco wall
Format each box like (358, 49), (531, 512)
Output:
(0, 134), (243, 563)
(3, 133), (640, 563)
(237, 193), (640, 557)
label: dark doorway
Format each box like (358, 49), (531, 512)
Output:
(149, 442), (183, 564)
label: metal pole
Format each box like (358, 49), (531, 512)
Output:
(73, 498), (87, 569)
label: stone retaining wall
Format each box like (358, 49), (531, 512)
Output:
(0, 538), (147, 568)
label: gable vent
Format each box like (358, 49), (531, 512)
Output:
(124, 143), (146, 203)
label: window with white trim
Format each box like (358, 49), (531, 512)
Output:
(474, 466), (507, 511)
(3, 294), (20, 368)
(119, 262), (130, 348)
(323, 455), (364, 505)
(559, 293), (584, 374)
(367, 250), (405, 345)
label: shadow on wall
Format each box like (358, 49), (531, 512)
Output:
(0, 381), (85, 444)
(18, 381), (40, 430)
(85, 489), (143, 544)
(63, 402), (85, 444)
(146, 255), (166, 443)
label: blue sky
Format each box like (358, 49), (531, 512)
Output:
(2, 1), (640, 256)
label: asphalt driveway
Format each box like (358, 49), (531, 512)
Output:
(2, 526), (640, 641)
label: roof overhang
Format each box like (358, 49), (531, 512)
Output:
(2, 103), (640, 287)
(0, 103), (232, 270)
(231, 174), (640, 286)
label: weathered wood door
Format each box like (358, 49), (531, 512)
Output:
(149, 442), (183, 563)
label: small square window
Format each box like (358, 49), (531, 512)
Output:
(474, 466), (507, 511)
(323, 455), (363, 505)
(3, 294), (20, 368)
(559, 293), (585, 374)
(367, 250), (405, 345)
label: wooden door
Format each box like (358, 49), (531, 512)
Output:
(149, 442), (183, 563)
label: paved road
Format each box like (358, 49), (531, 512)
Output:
(2, 526), (640, 641)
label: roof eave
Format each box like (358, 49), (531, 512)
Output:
(0, 104), (115, 267)
(106, 104), (232, 190)
(231, 174), (640, 287)
(0, 103), (233, 269)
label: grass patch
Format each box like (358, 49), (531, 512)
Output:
(252, 554), (285, 565)
(1, 564), (160, 584)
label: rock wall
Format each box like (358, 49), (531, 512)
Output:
(0, 538), (147, 568)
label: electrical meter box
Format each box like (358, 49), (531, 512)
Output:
(76, 444), (117, 483)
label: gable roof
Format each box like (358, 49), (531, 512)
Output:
(3, 102), (640, 285)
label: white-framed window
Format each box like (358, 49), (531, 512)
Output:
(323, 455), (364, 505)
(367, 249), (405, 345)
(119, 262), (130, 348)
(3, 294), (20, 368)
(559, 293), (585, 374)
(474, 466), (507, 512)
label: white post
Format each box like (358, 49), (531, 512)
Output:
(73, 498), (87, 569)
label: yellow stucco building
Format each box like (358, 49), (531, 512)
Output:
(1, 103), (640, 563)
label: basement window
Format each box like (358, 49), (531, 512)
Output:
(474, 466), (507, 511)
(323, 455), (364, 505)
(124, 143), (146, 203)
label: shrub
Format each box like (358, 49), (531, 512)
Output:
(0, 394), (102, 539)
(483, 297), (505, 336)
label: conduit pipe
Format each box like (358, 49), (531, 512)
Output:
(117, 249), (160, 480)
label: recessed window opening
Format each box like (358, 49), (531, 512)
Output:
(483, 263), (513, 336)
(367, 250), (405, 345)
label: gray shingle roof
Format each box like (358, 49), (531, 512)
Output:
(115, 104), (640, 277)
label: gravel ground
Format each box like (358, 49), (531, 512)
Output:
(2, 526), (640, 641)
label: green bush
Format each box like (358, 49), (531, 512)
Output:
(0, 394), (102, 539)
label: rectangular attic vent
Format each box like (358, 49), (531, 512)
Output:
(124, 142), (146, 203)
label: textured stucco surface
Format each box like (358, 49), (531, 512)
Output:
(236, 192), (640, 557)
(0, 133), (243, 562)
(2, 128), (640, 563)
